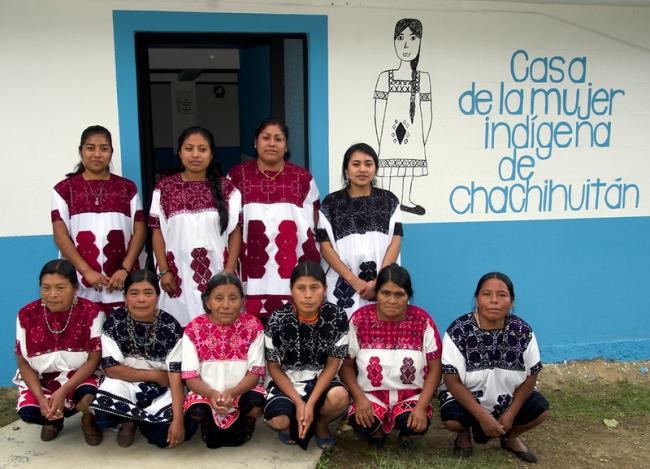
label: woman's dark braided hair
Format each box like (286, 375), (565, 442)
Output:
(394, 18), (423, 125)
(177, 126), (228, 234)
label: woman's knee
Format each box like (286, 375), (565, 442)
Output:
(322, 387), (349, 413)
(266, 415), (290, 430)
(442, 419), (466, 432)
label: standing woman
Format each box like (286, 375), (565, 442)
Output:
(182, 272), (266, 449)
(317, 143), (402, 318)
(340, 264), (442, 449)
(149, 126), (242, 326)
(264, 261), (349, 450)
(90, 270), (186, 449)
(227, 118), (320, 323)
(374, 18), (432, 216)
(14, 259), (104, 445)
(52, 125), (146, 314)
(439, 272), (549, 462)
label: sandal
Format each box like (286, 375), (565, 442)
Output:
(362, 433), (386, 449)
(500, 436), (538, 463)
(116, 421), (136, 448)
(316, 432), (336, 450)
(398, 435), (418, 450)
(40, 424), (61, 442)
(81, 412), (102, 446)
(453, 431), (473, 458)
(278, 431), (296, 445)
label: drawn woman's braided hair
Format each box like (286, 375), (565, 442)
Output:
(394, 18), (423, 124)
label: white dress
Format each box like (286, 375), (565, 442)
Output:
(375, 70), (431, 178)
(227, 161), (320, 321)
(317, 187), (402, 318)
(51, 173), (144, 310)
(149, 173), (242, 326)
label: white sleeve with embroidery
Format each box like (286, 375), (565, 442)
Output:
(180, 334), (201, 378)
(101, 333), (124, 363)
(441, 333), (466, 376)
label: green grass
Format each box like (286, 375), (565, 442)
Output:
(0, 387), (17, 427)
(549, 380), (650, 420)
(321, 380), (650, 469)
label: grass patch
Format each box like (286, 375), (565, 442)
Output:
(549, 380), (650, 420)
(323, 380), (650, 469)
(0, 387), (17, 428)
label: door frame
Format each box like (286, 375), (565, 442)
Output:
(113, 10), (329, 195)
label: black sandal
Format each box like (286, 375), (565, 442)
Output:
(453, 431), (473, 458)
(500, 436), (538, 463)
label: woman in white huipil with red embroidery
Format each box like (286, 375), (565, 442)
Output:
(227, 118), (320, 324)
(149, 126), (242, 326)
(52, 125), (146, 315)
(14, 259), (104, 445)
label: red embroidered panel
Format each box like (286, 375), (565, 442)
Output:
(245, 220), (269, 279)
(190, 247), (213, 293)
(222, 247), (229, 271)
(351, 304), (437, 352)
(400, 357), (416, 384)
(102, 230), (126, 276)
(228, 161), (314, 206)
(183, 313), (263, 361)
(154, 173), (235, 219)
(298, 227), (320, 263)
(239, 241), (248, 282)
(245, 298), (264, 317)
(53, 174), (137, 217)
(75, 231), (100, 288)
(367, 356), (383, 387)
(275, 220), (298, 279)
(244, 295), (290, 320)
(17, 298), (102, 357)
(166, 252), (183, 298)
(263, 297), (285, 316)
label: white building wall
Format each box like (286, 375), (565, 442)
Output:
(1, 0), (649, 235)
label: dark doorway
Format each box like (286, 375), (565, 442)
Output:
(134, 32), (309, 214)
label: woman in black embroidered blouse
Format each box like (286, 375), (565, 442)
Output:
(317, 143), (402, 318)
(90, 270), (189, 448)
(264, 261), (349, 449)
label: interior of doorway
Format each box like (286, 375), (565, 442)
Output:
(134, 32), (309, 214)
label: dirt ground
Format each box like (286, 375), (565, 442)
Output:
(327, 360), (650, 469)
(536, 359), (650, 389)
(1, 360), (649, 468)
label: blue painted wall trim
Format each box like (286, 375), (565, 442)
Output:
(113, 10), (329, 194)
(402, 216), (650, 365)
(2, 216), (648, 384)
(1, 235), (58, 385)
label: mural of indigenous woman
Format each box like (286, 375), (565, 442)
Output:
(374, 18), (432, 216)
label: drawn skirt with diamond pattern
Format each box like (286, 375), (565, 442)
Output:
(375, 70), (429, 178)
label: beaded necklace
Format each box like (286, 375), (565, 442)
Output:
(126, 309), (160, 359)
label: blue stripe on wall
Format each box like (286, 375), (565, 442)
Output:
(2, 216), (648, 384)
(402, 216), (650, 363)
(1, 235), (58, 385)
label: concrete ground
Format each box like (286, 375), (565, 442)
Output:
(0, 415), (323, 469)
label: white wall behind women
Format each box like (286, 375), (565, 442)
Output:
(1, 0), (649, 236)
(328, 5), (650, 223)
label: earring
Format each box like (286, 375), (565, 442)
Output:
(344, 172), (350, 184)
